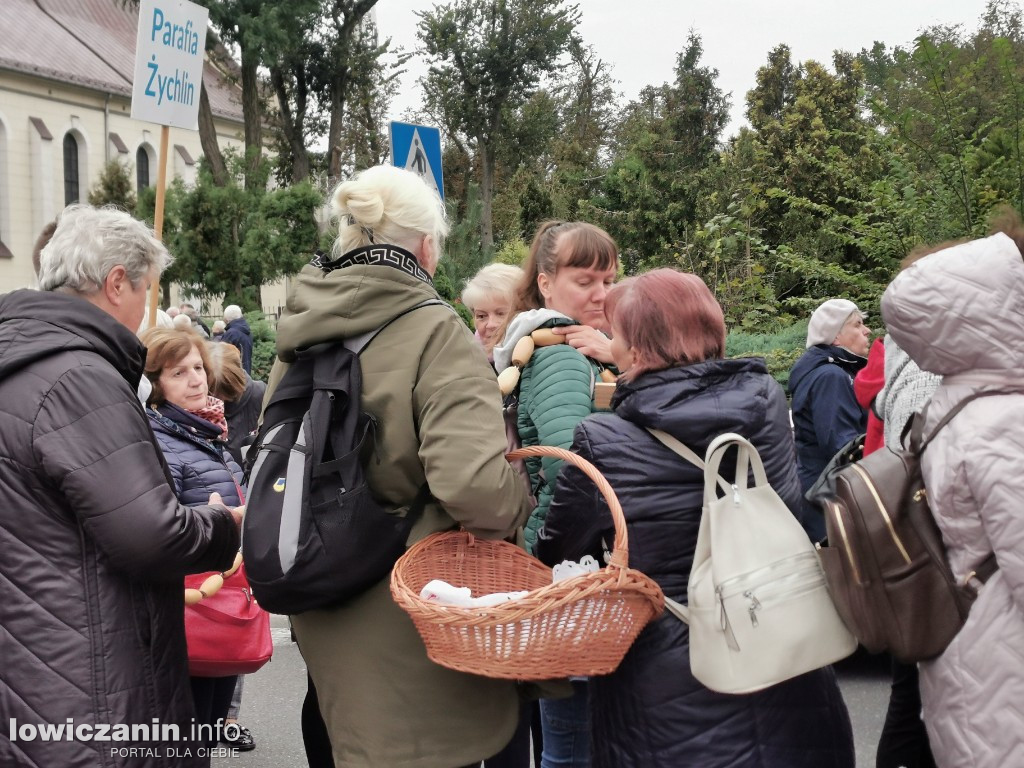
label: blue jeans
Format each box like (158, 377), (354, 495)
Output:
(539, 680), (590, 768)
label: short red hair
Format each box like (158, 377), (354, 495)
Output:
(605, 268), (726, 380)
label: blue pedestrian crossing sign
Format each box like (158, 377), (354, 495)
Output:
(389, 121), (444, 201)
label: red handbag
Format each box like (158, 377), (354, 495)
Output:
(184, 563), (273, 677)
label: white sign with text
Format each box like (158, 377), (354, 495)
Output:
(130, 0), (209, 129)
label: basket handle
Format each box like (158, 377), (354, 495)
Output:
(506, 446), (629, 570)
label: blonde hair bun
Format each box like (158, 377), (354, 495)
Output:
(333, 185), (385, 229)
(327, 165), (449, 259)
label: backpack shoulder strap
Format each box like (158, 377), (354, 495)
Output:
(908, 390), (1007, 591)
(342, 299), (451, 356)
(912, 389), (1013, 452)
(646, 428), (731, 496)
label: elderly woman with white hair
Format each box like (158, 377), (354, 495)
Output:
(270, 165), (532, 767)
(0, 204), (240, 768)
(220, 303), (253, 374)
(172, 312), (195, 331)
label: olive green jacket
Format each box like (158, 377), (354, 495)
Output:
(269, 253), (533, 767)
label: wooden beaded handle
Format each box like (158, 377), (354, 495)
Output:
(184, 551), (243, 605)
(506, 446), (629, 569)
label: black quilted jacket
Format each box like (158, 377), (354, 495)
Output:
(537, 359), (855, 768)
(0, 290), (239, 768)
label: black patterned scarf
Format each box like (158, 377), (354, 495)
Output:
(310, 245), (432, 285)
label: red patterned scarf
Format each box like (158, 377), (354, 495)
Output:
(191, 396), (229, 441)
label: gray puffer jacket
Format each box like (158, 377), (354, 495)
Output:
(0, 290), (239, 768)
(882, 233), (1024, 768)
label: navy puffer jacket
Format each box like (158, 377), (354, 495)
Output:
(788, 344), (867, 492)
(148, 403), (245, 507)
(221, 316), (253, 374)
(537, 359), (855, 768)
(788, 344), (867, 541)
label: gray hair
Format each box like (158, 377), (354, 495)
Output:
(330, 165), (448, 258)
(37, 204), (171, 294)
(172, 313), (194, 331)
(223, 304), (243, 322)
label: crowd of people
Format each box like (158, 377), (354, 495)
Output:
(0, 163), (1021, 768)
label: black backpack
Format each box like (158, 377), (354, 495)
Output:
(808, 391), (1001, 662)
(241, 301), (443, 614)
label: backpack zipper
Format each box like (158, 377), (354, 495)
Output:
(740, 571), (825, 627)
(829, 500), (863, 584)
(715, 551), (821, 601)
(715, 552), (824, 632)
(848, 463), (911, 564)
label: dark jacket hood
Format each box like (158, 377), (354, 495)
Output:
(0, 289), (146, 386)
(613, 357), (775, 440)
(788, 344), (866, 395)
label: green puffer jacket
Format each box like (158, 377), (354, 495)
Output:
(517, 332), (605, 553)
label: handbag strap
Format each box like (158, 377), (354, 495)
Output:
(664, 595), (690, 624)
(910, 389), (1014, 453)
(646, 428), (731, 496)
(646, 427), (732, 627)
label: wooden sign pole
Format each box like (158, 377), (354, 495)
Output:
(147, 124), (170, 329)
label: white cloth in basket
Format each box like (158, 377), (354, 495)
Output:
(420, 580), (529, 608)
(551, 556), (600, 583)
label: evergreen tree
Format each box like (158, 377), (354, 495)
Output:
(418, 0), (578, 253)
(88, 161), (137, 211)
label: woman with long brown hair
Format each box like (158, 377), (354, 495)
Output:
(493, 219), (619, 768)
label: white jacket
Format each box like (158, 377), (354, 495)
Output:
(882, 233), (1024, 768)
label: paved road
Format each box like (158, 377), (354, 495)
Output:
(215, 615), (891, 768)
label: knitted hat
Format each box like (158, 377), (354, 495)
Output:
(806, 299), (863, 348)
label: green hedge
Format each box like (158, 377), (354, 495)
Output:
(247, 311), (277, 383)
(726, 319), (809, 390)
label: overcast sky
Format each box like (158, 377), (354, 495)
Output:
(374, 0), (995, 139)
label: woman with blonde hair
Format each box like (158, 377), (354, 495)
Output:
(268, 164), (532, 767)
(202, 339), (264, 752)
(462, 263), (523, 358)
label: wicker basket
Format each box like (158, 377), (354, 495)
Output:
(390, 446), (665, 680)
